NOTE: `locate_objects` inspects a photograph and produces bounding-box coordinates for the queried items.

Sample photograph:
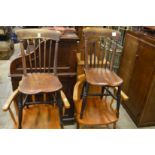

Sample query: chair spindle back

[83,27,120,71]
[16,29,61,75]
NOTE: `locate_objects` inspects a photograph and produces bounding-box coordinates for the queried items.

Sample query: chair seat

[19,73,62,94]
[14,104,61,129]
[85,68,123,86]
[75,97,118,126]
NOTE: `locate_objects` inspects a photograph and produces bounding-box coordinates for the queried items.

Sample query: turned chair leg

[26,105,29,109]
[80,82,89,119]
[101,86,105,99]
[80,81,86,99]
[77,122,80,129]
[116,85,122,118]
[56,91,64,129]
[113,122,116,129]
[18,93,23,129]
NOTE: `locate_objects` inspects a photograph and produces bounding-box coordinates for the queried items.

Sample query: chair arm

[114,87,128,101]
[120,91,128,101]
[2,89,19,111]
[77,74,86,81]
[73,79,85,102]
[60,90,70,109]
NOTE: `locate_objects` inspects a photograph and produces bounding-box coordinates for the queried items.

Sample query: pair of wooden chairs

[2,27,127,129]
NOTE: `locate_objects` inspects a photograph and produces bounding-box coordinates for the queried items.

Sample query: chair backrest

[16,28,61,75]
[83,27,121,70]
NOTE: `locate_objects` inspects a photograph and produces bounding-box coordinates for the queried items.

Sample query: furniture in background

[143,26,155,37]
[10,28,79,125]
[119,30,155,127]
[77,27,123,128]
[108,26,132,45]
[0,26,14,59]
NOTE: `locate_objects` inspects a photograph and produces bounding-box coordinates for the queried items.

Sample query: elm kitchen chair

[79,27,124,127]
[3,29,70,129]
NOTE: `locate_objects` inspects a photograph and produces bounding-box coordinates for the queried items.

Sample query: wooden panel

[119,30,155,127]
[119,33,138,93]
[127,41,155,121]
[140,71,155,126]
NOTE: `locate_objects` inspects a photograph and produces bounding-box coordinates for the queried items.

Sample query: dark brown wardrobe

[119,30,155,127]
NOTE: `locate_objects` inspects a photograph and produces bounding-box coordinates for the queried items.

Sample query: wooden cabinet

[119,30,155,127]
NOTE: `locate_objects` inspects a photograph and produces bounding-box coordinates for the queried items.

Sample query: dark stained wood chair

[80,27,123,122]
[11,28,69,129]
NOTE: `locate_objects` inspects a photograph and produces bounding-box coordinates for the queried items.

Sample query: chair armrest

[77,74,86,81]
[2,89,19,111]
[60,91,70,109]
[114,87,128,101]
[120,91,128,101]
[73,79,85,102]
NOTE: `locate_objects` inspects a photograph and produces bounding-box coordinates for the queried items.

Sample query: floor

[0,43,155,129]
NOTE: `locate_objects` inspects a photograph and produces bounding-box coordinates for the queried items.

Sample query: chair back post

[53,40,59,75]
[20,41,27,76]
[109,40,117,70]
[84,38,89,69]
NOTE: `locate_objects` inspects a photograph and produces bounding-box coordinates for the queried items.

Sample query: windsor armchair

[73,74,128,128]
[80,27,123,121]
[13,29,68,129]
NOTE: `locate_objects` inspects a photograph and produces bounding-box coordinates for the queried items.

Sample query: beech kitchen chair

[80,27,123,121]
[4,28,70,129]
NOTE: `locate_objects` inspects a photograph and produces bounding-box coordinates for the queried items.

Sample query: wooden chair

[9,28,69,129]
[80,27,123,120]
[2,89,70,128]
[73,74,128,129]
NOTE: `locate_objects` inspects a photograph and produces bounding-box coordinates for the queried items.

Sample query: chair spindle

[110,41,117,71]
[53,41,59,75]
[20,42,27,75]
[39,38,41,71]
[27,40,33,72]
[48,40,52,72]
[44,39,47,72]
[33,39,37,72]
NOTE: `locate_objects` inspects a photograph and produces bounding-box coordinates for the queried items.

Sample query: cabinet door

[127,41,155,122]
[119,33,139,94]
[140,71,155,126]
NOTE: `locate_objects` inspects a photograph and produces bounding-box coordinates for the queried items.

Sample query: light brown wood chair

[80,27,123,121]
[6,28,69,129]
[73,74,128,128]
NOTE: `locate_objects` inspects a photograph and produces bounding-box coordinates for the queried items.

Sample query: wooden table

[10,32,79,124]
